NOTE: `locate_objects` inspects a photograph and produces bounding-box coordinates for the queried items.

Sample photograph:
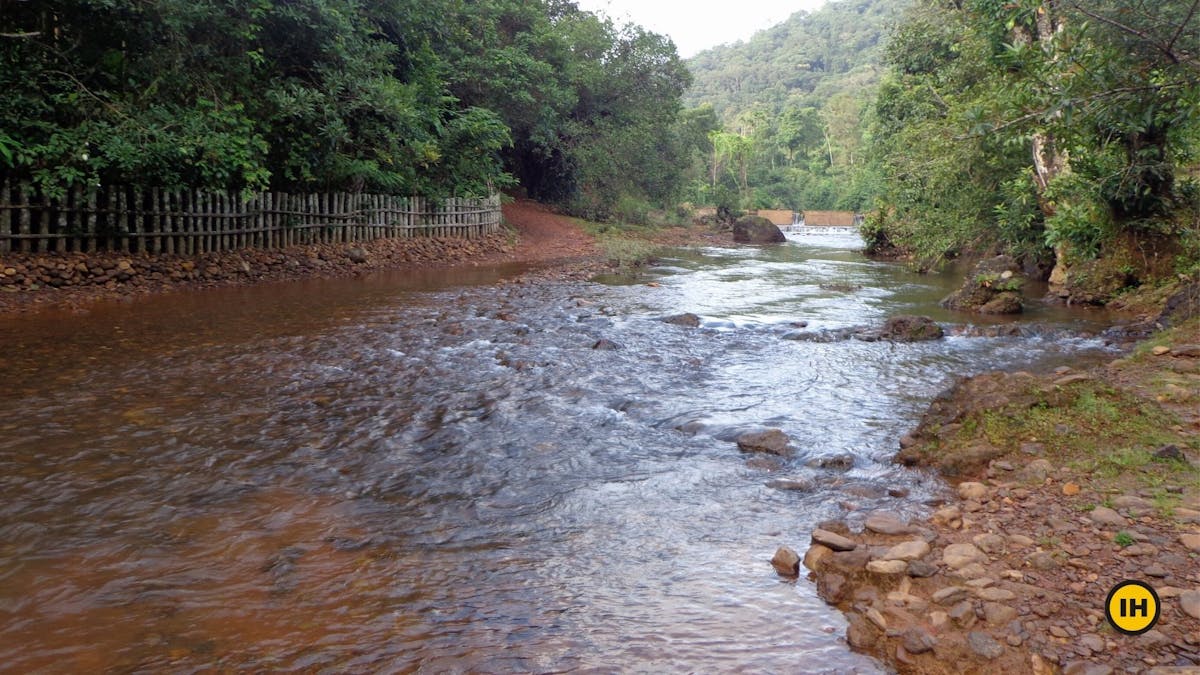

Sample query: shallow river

[0,233,1116,672]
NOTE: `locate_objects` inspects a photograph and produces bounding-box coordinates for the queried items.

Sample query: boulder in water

[732,216,786,244]
[736,429,793,456]
[942,255,1025,314]
[661,313,701,328]
[878,315,944,342]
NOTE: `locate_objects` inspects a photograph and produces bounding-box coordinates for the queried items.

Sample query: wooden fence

[0,182,503,254]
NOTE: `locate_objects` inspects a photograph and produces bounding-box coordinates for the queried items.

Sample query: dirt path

[495,199,597,263]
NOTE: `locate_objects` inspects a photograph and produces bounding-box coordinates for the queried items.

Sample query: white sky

[574,0,831,57]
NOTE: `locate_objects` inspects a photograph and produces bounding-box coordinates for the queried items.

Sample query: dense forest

[865,0,1200,301]
[680,0,908,213]
[0,0,694,221]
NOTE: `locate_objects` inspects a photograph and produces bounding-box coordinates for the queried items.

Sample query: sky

[573,0,831,57]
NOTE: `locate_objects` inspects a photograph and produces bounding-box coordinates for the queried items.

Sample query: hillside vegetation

[865,0,1200,304]
[680,0,909,213]
[0,0,695,222]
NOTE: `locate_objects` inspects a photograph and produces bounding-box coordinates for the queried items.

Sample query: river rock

[907,560,938,578]
[736,429,792,456]
[967,630,1005,659]
[881,540,931,562]
[732,216,786,244]
[661,313,701,327]
[347,246,368,263]
[771,546,801,577]
[864,511,916,535]
[984,602,1017,625]
[933,586,970,605]
[803,544,834,572]
[812,529,857,552]
[957,481,989,500]
[943,543,987,569]
[592,339,622,350]
[1089,506,1128,528]
[901,627,937,655]
[1180,534,1200,552]
[866,559,909,575]
[1181,590,1200,620]
[877,315,944,342]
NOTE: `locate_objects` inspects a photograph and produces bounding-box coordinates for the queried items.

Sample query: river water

[0,233,1115,672]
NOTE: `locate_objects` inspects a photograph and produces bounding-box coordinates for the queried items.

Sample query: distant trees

[681,0,906,212]
[0,0,692,218]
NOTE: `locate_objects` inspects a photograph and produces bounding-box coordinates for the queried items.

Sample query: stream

[0,231,1117,672]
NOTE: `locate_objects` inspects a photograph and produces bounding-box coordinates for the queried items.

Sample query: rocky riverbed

[801,314,1200,674]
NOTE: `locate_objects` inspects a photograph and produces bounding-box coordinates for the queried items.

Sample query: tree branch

[1067,1,1200,70]
[1167,0,1200,56]
[0,31,41,39]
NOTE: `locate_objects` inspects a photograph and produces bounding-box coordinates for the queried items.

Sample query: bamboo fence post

[55,184,69,251]
[280,193,288,248]
[85,187,98,253]
[16,182,31,253]
[147,187,159,254]
[103,187,115,251]
[36,186,51,253]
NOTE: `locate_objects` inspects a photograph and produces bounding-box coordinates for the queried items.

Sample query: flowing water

[0,233,1117,672]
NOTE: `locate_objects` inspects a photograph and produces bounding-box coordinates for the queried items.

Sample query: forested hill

[684,0,909,119]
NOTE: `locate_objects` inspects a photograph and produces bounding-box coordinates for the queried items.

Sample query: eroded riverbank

[804,305,1200,674]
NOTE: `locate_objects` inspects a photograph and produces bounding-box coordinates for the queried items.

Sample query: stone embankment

[0,234,513,314]
[798,318,1200,674]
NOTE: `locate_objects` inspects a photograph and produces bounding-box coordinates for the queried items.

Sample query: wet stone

[770,546,801,577]
[736,429,792,456]
[864,511,915,535]
[811,529,857,552]
[881,539,931,562]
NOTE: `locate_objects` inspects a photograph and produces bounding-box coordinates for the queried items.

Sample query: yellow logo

[1105,580,1160,635]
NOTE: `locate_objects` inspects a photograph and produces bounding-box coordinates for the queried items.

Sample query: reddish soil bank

[0,199,603,316]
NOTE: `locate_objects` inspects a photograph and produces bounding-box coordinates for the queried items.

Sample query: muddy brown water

[0,234,1117,672]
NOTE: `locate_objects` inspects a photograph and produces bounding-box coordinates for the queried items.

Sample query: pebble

[967,630,1005,659]
[976,587,1017,602]
[1062,482,1081,496]
[770,546,801,577]
[811,529,857,552]
[958,482,989,500]
[949,600,976,628]
[865,511,916,535]
[984,602,1018,625]
[1152,345,1171,356]
[1180,534,1200,552]
[1181,590,1200,620]
[943,543,987,569]
[973,533,1007,555]
[1078,633,1105,654]
[901,627,937,655]
[1021,553,1058,576]
[1089,506,1128,528]
[933,586,970,605]
[881,539,931,562]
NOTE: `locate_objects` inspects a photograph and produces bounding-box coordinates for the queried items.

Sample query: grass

[1114,531,1134,547]
[569,215,665,269]
[949,377,1199,494]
